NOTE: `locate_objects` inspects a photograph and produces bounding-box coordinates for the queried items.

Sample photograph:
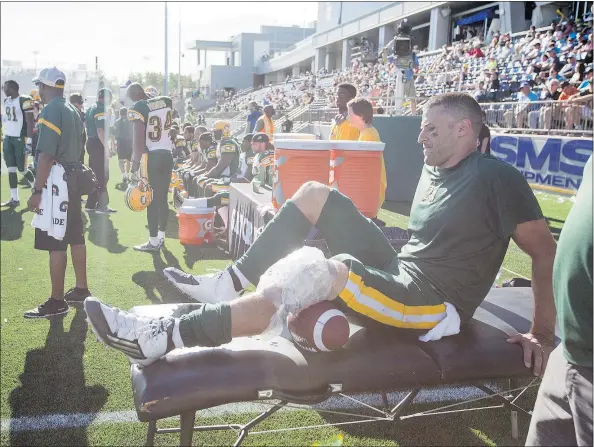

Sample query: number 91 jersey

[128,96,173,152]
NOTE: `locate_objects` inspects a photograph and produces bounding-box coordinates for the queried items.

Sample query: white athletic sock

[231,265,251,289]
[158,231,165,240]
[10,188,18,201]
[149,236,159,246]
[172,318,185,349]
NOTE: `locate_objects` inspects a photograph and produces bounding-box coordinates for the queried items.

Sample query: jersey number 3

[5,106,17,122]
[148,111,172,142]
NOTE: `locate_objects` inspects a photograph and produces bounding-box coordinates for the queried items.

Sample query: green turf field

[0,157,574,446]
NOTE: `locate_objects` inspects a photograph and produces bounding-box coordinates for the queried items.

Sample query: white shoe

[163,267,240,303]
[84,297,175,367]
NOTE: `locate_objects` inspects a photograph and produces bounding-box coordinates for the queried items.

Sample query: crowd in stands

[205,12,593,133]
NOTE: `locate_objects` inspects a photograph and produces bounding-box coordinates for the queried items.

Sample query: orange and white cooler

[177,206,216,245]
[272,140,333,209]
[273,133,316,141]
[330,141,385,218]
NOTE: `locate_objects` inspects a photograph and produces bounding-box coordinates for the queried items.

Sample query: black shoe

[24,298,69,318]
[1,199,20,208]
[64,287,92,303]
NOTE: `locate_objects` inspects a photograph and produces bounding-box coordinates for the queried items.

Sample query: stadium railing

[480,100,593,136]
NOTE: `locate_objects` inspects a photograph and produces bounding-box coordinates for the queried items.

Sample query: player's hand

[506,332,555,377]
[28,193,42,213]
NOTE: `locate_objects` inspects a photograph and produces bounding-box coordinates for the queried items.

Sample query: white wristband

[25,138,32,145]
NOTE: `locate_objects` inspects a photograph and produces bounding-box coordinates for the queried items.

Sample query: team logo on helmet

[125,178,153,211]
[144,86,159,98]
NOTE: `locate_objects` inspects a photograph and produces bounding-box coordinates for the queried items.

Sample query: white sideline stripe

[1,384,505,433]
[501,266,530,280]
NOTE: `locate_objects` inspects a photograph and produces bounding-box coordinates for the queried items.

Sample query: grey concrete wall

[316,2,394,34]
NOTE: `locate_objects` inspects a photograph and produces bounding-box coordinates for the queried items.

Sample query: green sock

[235,200,313,285]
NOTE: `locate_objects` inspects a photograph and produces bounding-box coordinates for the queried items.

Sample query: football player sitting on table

[169,125,188,164]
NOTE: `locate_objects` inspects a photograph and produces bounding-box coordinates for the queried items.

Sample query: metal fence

[480,100,593,136]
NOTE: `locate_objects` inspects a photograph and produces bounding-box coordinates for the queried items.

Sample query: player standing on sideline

[113,107,133,183]
[68,93,87,164]
[2,80,35,207]
[127,83,175,252]
[85,88,116,214]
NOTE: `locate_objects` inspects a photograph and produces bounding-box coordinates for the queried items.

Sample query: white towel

[418,302,461,342]
[32,163,69,241]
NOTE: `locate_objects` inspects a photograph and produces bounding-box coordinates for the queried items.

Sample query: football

[287,301,350,352]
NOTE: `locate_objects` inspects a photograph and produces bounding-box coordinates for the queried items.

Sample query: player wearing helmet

[127,82,175,252]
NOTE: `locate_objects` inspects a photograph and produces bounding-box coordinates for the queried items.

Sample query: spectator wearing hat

[85,88,115,214]
[559,54,578,78]
[250,132,275,188]
[25,67,91,318]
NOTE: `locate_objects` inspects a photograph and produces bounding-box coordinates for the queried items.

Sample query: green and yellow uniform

[3,95,33,171]
[128,96,174,239]
[36,96,83,164]
[85,101,105,140]
[236,151,543,330]
[217,137,240,178]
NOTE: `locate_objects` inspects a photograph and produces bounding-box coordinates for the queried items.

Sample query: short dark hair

[69,93,83,104]
[199,132,213,141]
[195,126,208,134]
[338,83,357,99]
[347,97,374,124]
[185,126,195,135]
[425,93,483,136]
[182,122,192,129]
[4,80,19,91]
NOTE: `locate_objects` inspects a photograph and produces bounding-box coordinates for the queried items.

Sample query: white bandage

[7,167,17,174]
[257,246,337,339]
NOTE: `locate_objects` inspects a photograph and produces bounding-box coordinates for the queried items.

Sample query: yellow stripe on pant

[338,271,446,329]
[139,154,149,182]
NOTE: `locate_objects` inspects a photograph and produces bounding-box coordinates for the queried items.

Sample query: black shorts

[34,173,85,251]
[117,140,133,161]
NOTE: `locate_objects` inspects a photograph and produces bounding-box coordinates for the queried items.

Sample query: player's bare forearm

[34,152,55,190]
[513,219,557,338]
[529,252,557,338]
[207,154,232,178]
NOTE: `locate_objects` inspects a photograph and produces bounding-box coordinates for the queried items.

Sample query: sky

[1,1,317,82]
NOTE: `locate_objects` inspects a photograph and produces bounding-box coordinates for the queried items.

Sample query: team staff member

[253,104,275,141]
[526,156,592,447]
[346,97,387,214]
[25,67,91,318]
[69,93,87,164]
[329,83,359,141]
[88,93,557,375]
[127,83,175,252]
[85,88,116,214]
[2,80,35,207]
[250,132,275,188]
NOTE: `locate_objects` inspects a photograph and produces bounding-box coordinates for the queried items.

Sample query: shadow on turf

[84,212,127,254]
[131,246,187,304]
[144,209,180,240]
[9,308,108,446]
[0,207,28,241]
[319,398,531,446]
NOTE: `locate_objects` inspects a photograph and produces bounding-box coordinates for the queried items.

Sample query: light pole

[32,50,40,73]
[164,1,169,96]
[178,2,182,97]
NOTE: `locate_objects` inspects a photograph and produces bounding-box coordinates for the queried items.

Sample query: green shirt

[553,156,592,367]
[128,96,173,152]
[36,96,83,164]
[395,152,544,320]
[85,101,106,139]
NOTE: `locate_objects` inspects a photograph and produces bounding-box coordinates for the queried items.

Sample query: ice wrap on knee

[257,246,337,339]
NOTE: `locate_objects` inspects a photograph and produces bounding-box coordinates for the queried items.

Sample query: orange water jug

[330,141,385,218]
[272,140,333,209]
[177,206,215,245]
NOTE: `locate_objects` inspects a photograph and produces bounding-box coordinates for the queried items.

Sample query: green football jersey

[218,137,240,177]
[128,96,173,152]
